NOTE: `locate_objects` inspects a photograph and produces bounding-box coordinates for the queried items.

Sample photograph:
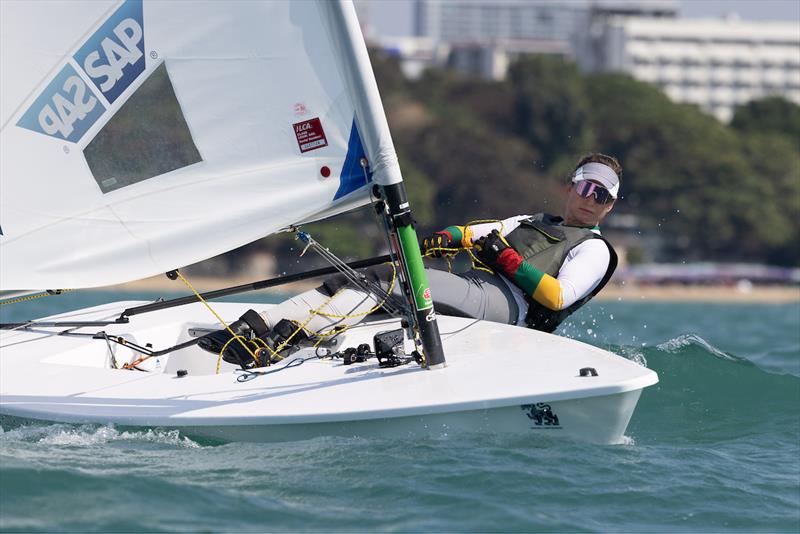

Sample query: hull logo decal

[521,403,561,428]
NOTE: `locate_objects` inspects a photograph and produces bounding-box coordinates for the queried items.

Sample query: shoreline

[596,284,799,303]
[103,275,800,303]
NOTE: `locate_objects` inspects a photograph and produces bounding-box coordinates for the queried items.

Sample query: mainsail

[0,0,386,290]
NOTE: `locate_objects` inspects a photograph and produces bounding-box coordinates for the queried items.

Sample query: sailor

[199,153,620,366]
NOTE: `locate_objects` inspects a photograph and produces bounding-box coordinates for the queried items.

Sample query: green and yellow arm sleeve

[496,250,564,311]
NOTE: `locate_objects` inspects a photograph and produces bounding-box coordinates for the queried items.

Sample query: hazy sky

[359,0,800,37]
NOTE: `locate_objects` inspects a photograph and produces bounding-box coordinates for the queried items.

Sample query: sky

[358,0,800,37]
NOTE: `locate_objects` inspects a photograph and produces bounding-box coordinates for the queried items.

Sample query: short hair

[572,153,622,180]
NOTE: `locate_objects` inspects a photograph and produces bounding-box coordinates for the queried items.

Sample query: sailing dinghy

[0,0,657,444]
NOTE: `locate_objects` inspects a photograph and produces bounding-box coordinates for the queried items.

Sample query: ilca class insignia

[520,403,561,429]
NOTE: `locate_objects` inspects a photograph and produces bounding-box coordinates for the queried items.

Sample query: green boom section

[397,225,433,310]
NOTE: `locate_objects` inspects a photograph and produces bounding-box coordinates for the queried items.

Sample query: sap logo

[16,63,106,143]
[73,0,145,104]
[84,18,142,92]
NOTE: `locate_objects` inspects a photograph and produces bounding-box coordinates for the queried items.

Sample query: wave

[0,422,200,448]
[618,334,800,443]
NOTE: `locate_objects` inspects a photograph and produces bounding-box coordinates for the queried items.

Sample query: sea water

[1,292,798,532]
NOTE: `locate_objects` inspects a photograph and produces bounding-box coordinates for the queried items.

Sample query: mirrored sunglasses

[575,180,614,205]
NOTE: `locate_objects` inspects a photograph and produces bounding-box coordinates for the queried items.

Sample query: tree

[584,72,795,263]
[507,56,594,169]
[731,97,800,140]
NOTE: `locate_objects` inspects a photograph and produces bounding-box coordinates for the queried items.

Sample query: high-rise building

[407,1,799,122]
[414,0,676,43]
[577,15,800,121]
[412,0,677,80]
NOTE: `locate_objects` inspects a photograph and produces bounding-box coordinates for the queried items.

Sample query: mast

[320,0,445,368]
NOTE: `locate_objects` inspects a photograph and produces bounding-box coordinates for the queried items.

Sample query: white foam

[656,333,739,361]
[616,346,648,367]
[0,423,199,448]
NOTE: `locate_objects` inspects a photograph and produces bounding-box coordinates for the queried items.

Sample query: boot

[254,318,310,365]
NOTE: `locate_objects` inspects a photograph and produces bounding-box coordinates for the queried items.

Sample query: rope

[268,261,397,357]
[422,219,508,274]
[314,262,397,319]
[0,289,72,306]
[172,271,263,368]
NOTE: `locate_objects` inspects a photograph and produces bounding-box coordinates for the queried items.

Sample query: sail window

[83,63,201,194]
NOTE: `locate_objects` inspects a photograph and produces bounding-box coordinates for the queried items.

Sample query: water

[1,292,798,532]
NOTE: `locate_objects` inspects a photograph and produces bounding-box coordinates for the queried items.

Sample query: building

[414,0,676,45]
[411,0,676,78]
[403,1,800,121]
[577,15,800,121]
[374,36,449,79]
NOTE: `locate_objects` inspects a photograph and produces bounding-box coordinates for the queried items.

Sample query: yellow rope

[278,261,398,356]
[315,262,397,319]
[215,335,268,374]
[422,219,508,274]
[173,271,262,369]
[183,259,398,374]
[0,289,72,306]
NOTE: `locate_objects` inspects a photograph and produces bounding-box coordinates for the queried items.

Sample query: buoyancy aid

[504,213,618,333]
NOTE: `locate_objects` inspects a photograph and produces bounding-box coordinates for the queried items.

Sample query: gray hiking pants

[259,268,519,335]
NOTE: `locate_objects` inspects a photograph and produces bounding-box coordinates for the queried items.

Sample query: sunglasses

[575,181,614,205]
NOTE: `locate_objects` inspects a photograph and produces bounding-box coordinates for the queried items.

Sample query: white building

[408,0,678,79]
[374,2,800,121]
[373,36,450,79]
[577,15,800,121]
[414,0,676,44]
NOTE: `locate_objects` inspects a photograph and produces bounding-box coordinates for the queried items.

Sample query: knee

[319,264,395,296]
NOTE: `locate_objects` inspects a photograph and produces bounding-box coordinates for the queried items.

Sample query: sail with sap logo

[0,0,399,290]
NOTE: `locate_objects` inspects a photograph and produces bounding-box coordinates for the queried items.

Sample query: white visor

[572,162,619,198]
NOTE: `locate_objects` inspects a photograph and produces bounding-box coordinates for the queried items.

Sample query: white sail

[0,0,383,290]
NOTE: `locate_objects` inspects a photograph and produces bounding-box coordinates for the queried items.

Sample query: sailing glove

[421,231,456,257]
[475,230,523,275]
[197,309,269,367]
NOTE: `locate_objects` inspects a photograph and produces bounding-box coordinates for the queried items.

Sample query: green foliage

[508,56,594,168]
[398,155,436,227]
[581,73,800,264]
[253,53,800,271]
[368,47,407,96]
[731,97,800,140]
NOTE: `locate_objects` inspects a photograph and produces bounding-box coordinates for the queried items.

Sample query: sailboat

[0,0,657,444]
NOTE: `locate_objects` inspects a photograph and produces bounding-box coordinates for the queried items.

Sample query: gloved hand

[197,309,269,367]
[420,231,456,257]
[474,229,521,275]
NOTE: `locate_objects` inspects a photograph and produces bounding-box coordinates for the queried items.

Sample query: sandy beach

[105,274,800,303]
[596,283,800,303]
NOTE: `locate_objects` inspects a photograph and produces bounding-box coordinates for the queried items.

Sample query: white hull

[0,301,657,444]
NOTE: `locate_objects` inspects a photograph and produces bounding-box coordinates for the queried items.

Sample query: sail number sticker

[16,0,145,143]
[293,118,328,153]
